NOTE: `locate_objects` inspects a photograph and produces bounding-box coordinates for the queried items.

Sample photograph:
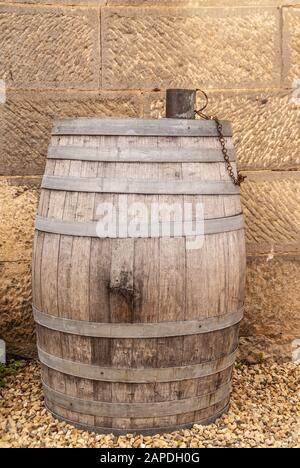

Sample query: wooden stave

[41,175,240,195]
[48,144,236,163]
[35,213,244,238]
[52,118,232,137]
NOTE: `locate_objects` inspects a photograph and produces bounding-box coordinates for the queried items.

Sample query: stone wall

[0,1,299,361]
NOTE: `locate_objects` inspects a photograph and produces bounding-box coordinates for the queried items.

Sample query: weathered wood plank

[42,175,240,195]
[52,118,232,137]
[35,214,244,238]
[71,157,96,427]
[48,145,235,162]
[153,162,185,428]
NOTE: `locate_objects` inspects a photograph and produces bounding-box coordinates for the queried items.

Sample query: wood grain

[53,118,232,137]
[48,145,235,162]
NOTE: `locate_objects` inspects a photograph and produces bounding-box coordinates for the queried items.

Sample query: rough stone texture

[143,90,300,171]
[0,91,142,176]
[109,1,299,5]
[242,172,300,255]
[0,5,100,89]
[239,335,298,364]
[0,179,39,262]
[8,1,105,4]
[283,8,300,85]
[0,261,36,358]
[240,256,300,363]
[102,7,281,89]
[8,0,300,4]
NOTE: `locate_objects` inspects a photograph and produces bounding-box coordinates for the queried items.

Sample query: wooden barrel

[32,118,246,434]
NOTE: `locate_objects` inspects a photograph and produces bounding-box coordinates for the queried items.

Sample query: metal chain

[195,91,246,186]
[214,116,246,186]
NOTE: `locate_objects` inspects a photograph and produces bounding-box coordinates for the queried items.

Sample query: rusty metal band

[33,306,243,338]
[48,145,235,163]
[35,214,244,238]
[45,401,230,436]
[52,118,233,137]
[41,176,240,195]
[43,380,231,418]
[38,346,237,384]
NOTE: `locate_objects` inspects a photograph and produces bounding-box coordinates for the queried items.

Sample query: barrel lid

[52,118,232,137]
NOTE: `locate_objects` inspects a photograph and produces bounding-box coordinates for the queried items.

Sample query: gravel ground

[0,361,299,448]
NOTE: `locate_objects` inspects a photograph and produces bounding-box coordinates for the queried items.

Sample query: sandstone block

[238,335,298,364]
[0,5,100,89]
[102,7,281,89]
[9,1,105,4]
[0,261,36,358]
[143,90,300,171]
[283,7,300,86]
[0,178,39,262]
[108,1,299,5]
[242,172,300,255]
[0,91,142,176]
[240,256,300,363]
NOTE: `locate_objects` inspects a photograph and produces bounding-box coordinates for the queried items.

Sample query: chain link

[195,91,246,186]
[214,116,246,186]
